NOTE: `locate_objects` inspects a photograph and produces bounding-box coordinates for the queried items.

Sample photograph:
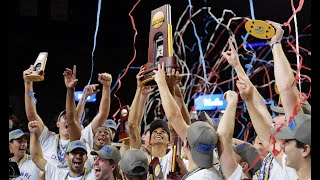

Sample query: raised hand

[98,72,112,87]
[166,68,181,88]
[223,90,238,105]
[63,65,78,88]
[222,38,240,68]
[236,75,254,102]
[28,121,41,136]
[83,84,100,98]
[136,66,145,87]
[152,62,167,85]
[141,86,154,97]
[266,20,284,45]
[23,65,35,82]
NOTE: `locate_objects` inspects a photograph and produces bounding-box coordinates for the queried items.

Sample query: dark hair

[125,173,148,180]
[106,159,121,180]
[295,139,311,156]
[238,157,255,177]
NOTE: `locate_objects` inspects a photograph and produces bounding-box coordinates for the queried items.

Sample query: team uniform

[9,154,41,180]
[39,126,69,171]
[258,153,297,180]
[45,162,93,180]
[80,123,97,170]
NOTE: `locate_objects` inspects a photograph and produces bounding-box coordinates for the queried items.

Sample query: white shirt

[10,155,41,180]
[45,162,93,180]
[80,123,95,170]
[39,126,69,171]
[258,152,297,180]
[186,168,222,180]
[227,164,248,180]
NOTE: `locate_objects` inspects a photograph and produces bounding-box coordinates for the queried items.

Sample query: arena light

[74,91,96,102]
[194,94,227,111]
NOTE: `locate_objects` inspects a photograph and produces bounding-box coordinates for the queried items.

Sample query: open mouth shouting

[97,136,106,144]
[72,159,83,168]
[94,166,102,177]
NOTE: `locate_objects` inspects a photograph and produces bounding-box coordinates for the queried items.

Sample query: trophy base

[26,74,44,82]
[140,75,157,87]
[119,134,129,142]
[245,20,275,39]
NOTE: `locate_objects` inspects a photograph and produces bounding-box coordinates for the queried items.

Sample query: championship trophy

[167,137,182,180]
[26,52,48,82]
[149,157,164,180]
[140,4,180,86]
[119,105,130,142]
[245,20,275,39]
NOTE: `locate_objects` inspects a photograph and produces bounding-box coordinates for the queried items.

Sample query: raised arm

[76,84,100,125]
[216,90,239,178]
[174,84,191,126]
[128,66,146,149]
[28,121,47,171]
[64,65,81,141]
[267,20,303,119]
[236,74,285,165]
[90,73,112,132]
[153,62,189,140]
[222,38,273,124]
[23,65,45,133]
[165,68,185,144]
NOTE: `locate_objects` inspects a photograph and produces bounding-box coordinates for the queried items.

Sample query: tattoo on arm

[130,127,137,142]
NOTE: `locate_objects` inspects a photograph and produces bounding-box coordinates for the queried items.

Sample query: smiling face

[93,128,111,150]
[149,127,169,146]
[93,156,116,180]
[9,136,28,159]
[66,149,88,174]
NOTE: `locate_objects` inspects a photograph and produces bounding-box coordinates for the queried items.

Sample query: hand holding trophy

[140,4,180,87]
[25,52,48,82]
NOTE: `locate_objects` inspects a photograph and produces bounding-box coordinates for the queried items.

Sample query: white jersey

[10,155,41,180]
[258,152,297,180]
[227,164,249,180]
[80,123,95,170]
[45,162,93,180]
[39,126,69,171]
[186,168,222,180]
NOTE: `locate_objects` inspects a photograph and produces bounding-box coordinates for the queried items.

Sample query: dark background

[8,0,312,139]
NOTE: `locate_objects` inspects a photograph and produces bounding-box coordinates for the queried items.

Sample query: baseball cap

[270,101,311,115]
[90,145,121,163]
[143,124,151,134]
[104,119,117,132]
[233,142,263,174]
[198,111,217,129]
[119,149,148,176]
[187,121,218,168]
[9,129,26,142]
[270,114,311,145]
[94,125,113,138]
[149,119,170,139]
[57,109,66,121]
[67,140,87,154]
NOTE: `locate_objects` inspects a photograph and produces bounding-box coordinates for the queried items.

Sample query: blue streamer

[29,91,37,105]
[187,0,209,84]
[248,0,255,20]
[80,0,102,125]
